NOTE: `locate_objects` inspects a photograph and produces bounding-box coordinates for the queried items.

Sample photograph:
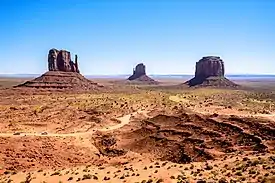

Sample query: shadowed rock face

[195,56,224,78]
[186,56,237,87]
[48,49,79,73]
[128,63,146,80]
[127,63,158,84]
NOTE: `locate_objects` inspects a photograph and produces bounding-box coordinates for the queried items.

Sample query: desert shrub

[82,174,93,180]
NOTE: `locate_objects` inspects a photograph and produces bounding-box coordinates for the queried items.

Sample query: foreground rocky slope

[0,87,274,182]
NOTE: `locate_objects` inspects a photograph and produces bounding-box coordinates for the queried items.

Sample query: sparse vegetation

[82,174,93,180]
[0,78,274,182]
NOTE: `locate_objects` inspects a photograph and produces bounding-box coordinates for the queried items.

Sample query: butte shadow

[15,48,103,90]
[185,56,238,88]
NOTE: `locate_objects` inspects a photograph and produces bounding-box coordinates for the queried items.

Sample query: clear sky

[0,0,274,75]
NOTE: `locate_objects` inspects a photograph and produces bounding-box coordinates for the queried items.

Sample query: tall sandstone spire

[75,55,79,73]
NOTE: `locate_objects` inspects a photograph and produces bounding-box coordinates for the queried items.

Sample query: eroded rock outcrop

[186,56,237,87]
[15,49,102,90]
[127,63,158,84]
[128,63,146,80]
[48,49,79,73]
[195,56,224,78]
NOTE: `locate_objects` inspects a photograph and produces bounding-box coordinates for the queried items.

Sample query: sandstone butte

[15,49,102,90]
[185,56,237,87]
[127,63,158,84]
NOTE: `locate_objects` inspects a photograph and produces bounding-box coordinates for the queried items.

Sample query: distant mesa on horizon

[127,63,159,84]
[185,56,238,88]
[15,48,102,90]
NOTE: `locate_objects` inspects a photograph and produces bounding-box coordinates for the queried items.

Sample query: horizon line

[1,73,275,77]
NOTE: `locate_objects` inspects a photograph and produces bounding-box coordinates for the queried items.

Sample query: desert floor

[0,77,274,183]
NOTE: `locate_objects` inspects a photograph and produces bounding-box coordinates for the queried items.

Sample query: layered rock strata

[186,56,237,87]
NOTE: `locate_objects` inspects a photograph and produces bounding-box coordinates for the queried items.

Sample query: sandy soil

[0,83,274,183]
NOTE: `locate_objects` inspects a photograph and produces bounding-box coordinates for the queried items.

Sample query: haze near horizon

[0,0,274,75]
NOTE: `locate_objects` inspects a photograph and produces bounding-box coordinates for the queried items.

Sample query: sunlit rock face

[195,56,224,79]
[186,56,237,87]
[48,49,79,73]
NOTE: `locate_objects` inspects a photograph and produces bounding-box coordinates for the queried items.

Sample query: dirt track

[0,109,148,137]
[0,89,275,182]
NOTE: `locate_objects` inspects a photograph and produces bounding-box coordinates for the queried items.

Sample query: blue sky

[0,0,274,75]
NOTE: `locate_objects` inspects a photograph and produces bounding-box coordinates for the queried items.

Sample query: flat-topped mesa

[195,56,225,78]
[128,63,146,80]
[48,49,80,73]
[186,56,237,87]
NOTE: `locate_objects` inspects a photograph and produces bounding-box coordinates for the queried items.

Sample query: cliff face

[186,56,237,87]
[195,56,224,79]
[48,49,79,73]
[128,63,146,80]
[127,63,158,84]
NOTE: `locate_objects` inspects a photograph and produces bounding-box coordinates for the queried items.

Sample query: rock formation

[127,63,158,84]
[195,56,224,78]
[48,49,79,73]
[128,63,146,80]
[15,49,102,90]
[185,56,237,87]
